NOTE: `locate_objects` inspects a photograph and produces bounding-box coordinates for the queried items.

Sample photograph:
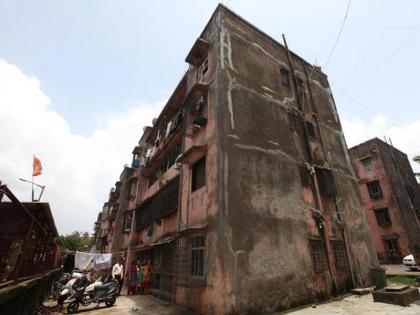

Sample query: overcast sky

[1,0,419,234]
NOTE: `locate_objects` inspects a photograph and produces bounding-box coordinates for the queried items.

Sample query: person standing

[143,259,153,294]
[137,261,145,294]
[127,260,138,295]
[112,259,124,295]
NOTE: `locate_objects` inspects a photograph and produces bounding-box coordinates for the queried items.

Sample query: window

[128,181,137,198]
[331,240,349,271]
[361,157,373,171]
[287,113,299,132]
[191,236,205,278]
[280,68,290,87]
[191,156,206,192]
[299,166,311,187]
[309,239,328,272]
[197,57,208,82]
[367,181,383,199]
[316,168,336,197]
[374,208,391,226]
[384,239,400,258]
[305,121,316,138]
[123,212,133,232]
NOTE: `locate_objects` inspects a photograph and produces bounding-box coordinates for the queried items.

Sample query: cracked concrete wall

[214,6,379,314]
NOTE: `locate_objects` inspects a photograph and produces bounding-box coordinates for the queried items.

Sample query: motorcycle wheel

[105,296,116,307]
[67,302,79,314]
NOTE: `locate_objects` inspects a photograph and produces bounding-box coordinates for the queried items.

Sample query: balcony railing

[136,176,180,231]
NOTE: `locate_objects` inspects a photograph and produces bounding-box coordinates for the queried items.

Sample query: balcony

[136,176,180,231]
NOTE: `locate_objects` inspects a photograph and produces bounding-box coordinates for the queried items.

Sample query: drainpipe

[282,35,338,293]
[301,61,356,289]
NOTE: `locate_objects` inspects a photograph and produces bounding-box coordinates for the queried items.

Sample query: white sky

[0,0,419,234]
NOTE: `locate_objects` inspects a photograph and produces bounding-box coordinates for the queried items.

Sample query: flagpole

[31,175,34,202]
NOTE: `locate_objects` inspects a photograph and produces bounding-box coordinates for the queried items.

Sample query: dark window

[309,239,328,272]
[191,236,205,278]
[280,68,290,87]
[361,157,373,171]
[384,239,400,258]
[305,121,316,138]
[192,156,206,192]
[331,240,349,271]
[287,113,299,132]
[123,212,133,232]
[128,181,137,199]
[299,166,311,187]
[367,181,383,199]
[374,208,391,226]
[316,168,336,197]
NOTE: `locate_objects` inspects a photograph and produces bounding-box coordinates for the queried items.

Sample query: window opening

[316,168,336,197]
[191,236,205,278]
[384,239,400,258]
[192,156,206,192]
[309,239,328,272]
[305,121,316,138]
[197,57,208,82]
[123,212,133,232]
[280,68,290,87]
[361,157,373,171]
[331,240,349,271]
[374,208,391,226]
[367,181,383,199]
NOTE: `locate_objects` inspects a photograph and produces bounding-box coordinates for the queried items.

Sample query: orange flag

[32,155,42,177]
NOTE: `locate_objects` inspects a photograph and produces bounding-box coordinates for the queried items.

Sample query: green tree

[56,231,92,252]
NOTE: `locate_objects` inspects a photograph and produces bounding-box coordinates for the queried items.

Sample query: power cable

[331,83,420,147]
[342,26,419,90]
[343,27,420,91]
[324,0,352,68]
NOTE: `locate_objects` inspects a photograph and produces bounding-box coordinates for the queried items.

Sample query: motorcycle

[58,273,89,305]
[67,280,118,313]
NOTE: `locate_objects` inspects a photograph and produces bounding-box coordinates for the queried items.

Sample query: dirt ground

[280,293,420,315]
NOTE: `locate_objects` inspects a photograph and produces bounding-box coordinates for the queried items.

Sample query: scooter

[67,281,118,313]
[58,273,89,305]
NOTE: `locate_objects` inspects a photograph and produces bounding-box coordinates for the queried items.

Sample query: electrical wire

[324,0,352,68]
[331,83,420,147]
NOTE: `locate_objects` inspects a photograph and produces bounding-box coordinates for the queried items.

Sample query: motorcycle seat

[94,282,114,291]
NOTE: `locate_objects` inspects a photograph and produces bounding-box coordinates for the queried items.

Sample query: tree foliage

[56,231,92,252]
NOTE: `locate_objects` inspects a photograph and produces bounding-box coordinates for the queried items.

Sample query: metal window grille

[374,208,391,226]
[367,181,383,199]
[191,236,205,278]
[331,240,349,271]
[309,239,328,272]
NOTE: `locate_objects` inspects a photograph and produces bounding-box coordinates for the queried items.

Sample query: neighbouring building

[92,161,141,262]
[349,138,420,264]
[96,4,381,314]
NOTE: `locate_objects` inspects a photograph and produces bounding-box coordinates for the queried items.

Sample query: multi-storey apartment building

[349,138,420,264]
[117,4,380,314]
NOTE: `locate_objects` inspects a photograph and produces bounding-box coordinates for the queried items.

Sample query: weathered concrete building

[119,4,381,314]
[349,138,420,264]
